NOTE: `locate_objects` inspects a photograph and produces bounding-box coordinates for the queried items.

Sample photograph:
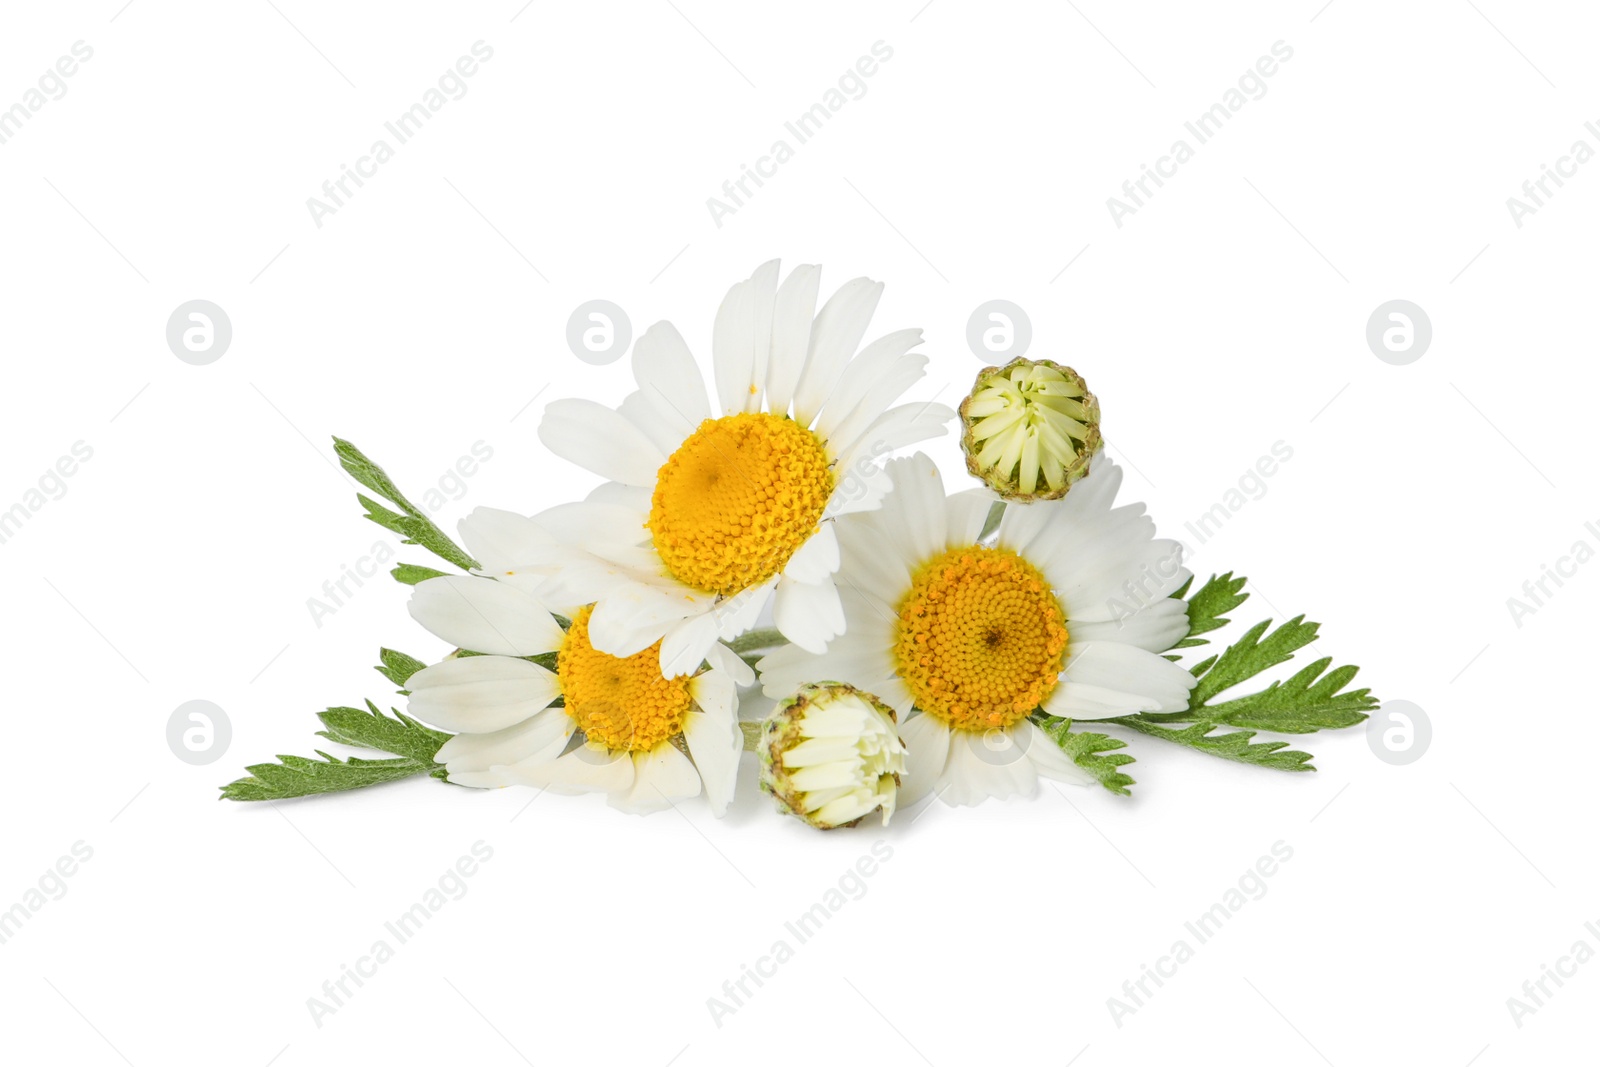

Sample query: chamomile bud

[959,358,1101,501]
[759,683,906,830]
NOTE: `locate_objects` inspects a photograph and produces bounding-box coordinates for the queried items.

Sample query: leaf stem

[739,721,763,752]
[726,628,787,654]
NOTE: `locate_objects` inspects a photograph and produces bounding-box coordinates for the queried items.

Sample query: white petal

[1067,598,1191,653]
[1057,536,1190,624]
[632,320,711,429]
[457,507,558,575]
[711,276,753,417]
[622,743,702,813]
[996,495,1054,557]
[747,260,779,413]
[587,584,709,658]
[408,576,565,656]
[756,636,897,699]
[437,706,576,786]
[585,481,653,512]
[682,706,741,817]
[1062,642,1197,707]
[870,673,916,718]
[765,264,821,415]
[946,488,996,548]
[813,329,925,447]
[533,499,650,558]
[781,522,840,585]
[532,553,674,616]
[713,261,779,416]
[406,655,562,733]
[994,460,1190,624]
[703,640,756,688]
[538,398,665,486]
[792,277,883,428]
[834,590,899,647]
[824,352,935,466]
[689,667,739,720]
[835,516,913,604]
[511,744,635,796]
[940,729,1039,806]
[876,454,947,568]
[1041,682,1163,718]
[998,450,1121,537]
[1021,720,1096,787]
[619,389,690,460]
[659,611,722,678]
[712,576,777,639]
[824,460,893,519]
[772,575,845,653]
[1028,513,1179,612]
[833,402,956,473]
[1069,451,1123,511]
[1043,641,1197,715]
[897,712,951,805]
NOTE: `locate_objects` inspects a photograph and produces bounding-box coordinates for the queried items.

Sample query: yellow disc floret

[894,546,1067,731]
[557,606,695,752]
[649,412,834,596]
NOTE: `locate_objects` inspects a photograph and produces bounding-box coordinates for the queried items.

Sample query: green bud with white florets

[759,683,906,830]
[959,358,1101,502]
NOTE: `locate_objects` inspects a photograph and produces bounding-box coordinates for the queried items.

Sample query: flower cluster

[223,262,1378,828]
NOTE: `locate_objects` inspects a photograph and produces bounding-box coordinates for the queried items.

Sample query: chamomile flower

[402,536,743,814]
[534,260,955,677]
[757,452,1196,807]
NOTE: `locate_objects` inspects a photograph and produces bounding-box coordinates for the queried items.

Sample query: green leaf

[219,752,441,801]
[1199,656,1374,733]
[1176,615,1377,732]
[333,438,479,572]
[1065,570,1375,778]
[219,699,454,802]
[1172,572,1249,650]
[1040,717,1136,795]
[353,490,478,573]
[392,563,448,586]
[1142,610,1377,734]
[375,648,428,689]
[1191,616,1316,706]
[335,438,426,515]
[316,699,451,763]
[1106,717,1317,772]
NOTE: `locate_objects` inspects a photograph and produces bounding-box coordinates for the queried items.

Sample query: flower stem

[726,628,787,654]
[739,721,763,752]
[978,500,1006,541]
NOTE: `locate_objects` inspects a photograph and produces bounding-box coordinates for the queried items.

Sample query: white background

[1,1,1594,1064]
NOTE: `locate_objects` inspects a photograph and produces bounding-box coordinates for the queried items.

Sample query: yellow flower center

[894,546,1067,731]
[649,412,834,596]
[557,606,694,752]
